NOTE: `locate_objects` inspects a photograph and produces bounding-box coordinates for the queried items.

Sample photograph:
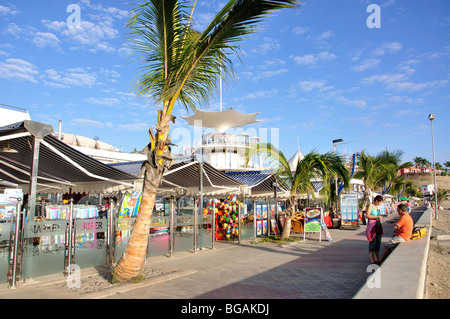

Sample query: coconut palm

[113,0,300,282]
[354,150,407,215]
[437,189,449,205]
[444,161,450,173]
[246,143,349,240]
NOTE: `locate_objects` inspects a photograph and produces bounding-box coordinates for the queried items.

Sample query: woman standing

[365,195,384,264]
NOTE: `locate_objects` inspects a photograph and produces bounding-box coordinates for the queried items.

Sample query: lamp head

[332,138,343,144]
[428,113,436,121]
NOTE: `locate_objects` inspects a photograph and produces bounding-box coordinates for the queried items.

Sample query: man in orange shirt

[379,203,414,263]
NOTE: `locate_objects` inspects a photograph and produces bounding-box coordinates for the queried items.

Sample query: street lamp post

[428,114,438,220]
[333,138,343,218]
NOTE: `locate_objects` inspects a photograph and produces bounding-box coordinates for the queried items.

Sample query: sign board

[4,189,23,203]
[304,207,323,242]
[24,220,68,238]
[340,194,359,221]
[75,219,107,234]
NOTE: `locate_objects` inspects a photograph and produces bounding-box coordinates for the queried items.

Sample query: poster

[262,205,267,218]
[340,194,358,221]
[256,205,262,219]
[304,208,322,232]
[271,219,280,235]
[256,220,262,236]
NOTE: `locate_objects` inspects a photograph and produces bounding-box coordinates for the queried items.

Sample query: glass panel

[73,217,107,269]
[240,199,255,240]
[148,215,169,257]
[174,198,194,253]
[255,200,268,236]
[0,217,12,283]
[198,214,212,249]
[21,219,67,279]
[114,217,135,263]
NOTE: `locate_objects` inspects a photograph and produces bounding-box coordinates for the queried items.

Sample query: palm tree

[354,150,407,215]
[246,143,349,240]
[112,0,300,283]
[437,189,449,205]
[444,161,450,173]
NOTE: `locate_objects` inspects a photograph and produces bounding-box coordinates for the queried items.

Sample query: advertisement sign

[4,189,23,203]
[340,194,359,221]
[304,208,322,232]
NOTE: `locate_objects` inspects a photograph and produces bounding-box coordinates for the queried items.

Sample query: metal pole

[10,199,22,288]
[28,137,42,219]
[67,198,74,275]
[169,197,175,258]
[193,197,197,252]
[253,200,257,240]
[238,200,241,244]
[430,117,438,219]
[108,200,116,268]
[211,201,215,250]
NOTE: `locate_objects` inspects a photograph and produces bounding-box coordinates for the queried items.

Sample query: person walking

[365,195,384,264]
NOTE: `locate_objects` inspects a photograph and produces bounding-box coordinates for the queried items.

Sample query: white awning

[180,108,260,133]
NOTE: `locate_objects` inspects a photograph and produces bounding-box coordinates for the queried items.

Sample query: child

[379,203,413,263]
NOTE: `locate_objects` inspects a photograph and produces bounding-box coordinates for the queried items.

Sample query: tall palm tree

[354,150,407,215]
[246,143,349,240]
[113,0,300,283]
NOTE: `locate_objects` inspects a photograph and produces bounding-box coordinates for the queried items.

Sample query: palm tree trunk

[280,197,295,240]
[113,112,174,283]
[280,216,292,240]
[112,176,159,282]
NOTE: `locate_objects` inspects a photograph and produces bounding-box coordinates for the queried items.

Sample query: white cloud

[351,58,381,72]
[43,67,97,88]
[239,89,278,100]
[291,51,337,65]
[336,96,367,108]
[371,42,402,56]
[0,4,19,16]
[32,32,61,49]
[0,58,38,82]
[292,26,309,35]
[71,118,105,127]
[296,80,326,91]
[362,73,448,92]
[251,37,281,55]
[84,97,120,105]
[317,30,334,41]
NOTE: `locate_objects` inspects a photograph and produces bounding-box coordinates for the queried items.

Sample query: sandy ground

[426,199,450,299]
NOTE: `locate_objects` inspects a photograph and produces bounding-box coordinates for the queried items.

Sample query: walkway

[0,206,426,300]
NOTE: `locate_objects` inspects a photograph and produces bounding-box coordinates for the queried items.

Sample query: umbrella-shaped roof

[180,108,260,132]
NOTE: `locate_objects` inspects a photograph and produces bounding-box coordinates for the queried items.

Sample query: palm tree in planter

[246,143,349,240]
[113,0,300,283]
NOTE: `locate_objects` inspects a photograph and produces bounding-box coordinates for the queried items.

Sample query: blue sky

[1,0,449,166]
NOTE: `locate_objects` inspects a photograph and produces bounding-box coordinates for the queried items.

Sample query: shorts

[385,236,406,250]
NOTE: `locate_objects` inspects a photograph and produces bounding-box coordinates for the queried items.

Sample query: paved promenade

[0,206,426,301]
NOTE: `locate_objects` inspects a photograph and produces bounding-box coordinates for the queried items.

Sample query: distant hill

[405,174,450,191]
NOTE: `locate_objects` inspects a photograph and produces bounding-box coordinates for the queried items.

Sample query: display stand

[303,207,323,242]
[340,194,359,230]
